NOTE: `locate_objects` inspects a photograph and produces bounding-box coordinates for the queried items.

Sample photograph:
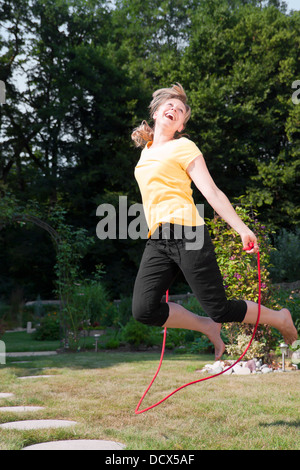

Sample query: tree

[0,0,148,298]
[0,0,33,190]
[180,1,300,228]
[0,0,299,302]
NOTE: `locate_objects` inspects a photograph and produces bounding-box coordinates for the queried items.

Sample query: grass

[2,330,99,353]
[2,331,60,353]
[0,349,299,450]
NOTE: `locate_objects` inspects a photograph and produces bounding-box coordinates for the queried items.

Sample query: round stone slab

[0,406,44,412]
[23,440,125,450]
[17,375,56,380]
[0,420,77,430]
[0,393,14,399]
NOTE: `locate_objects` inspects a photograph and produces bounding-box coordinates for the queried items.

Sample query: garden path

[0,373,126,450]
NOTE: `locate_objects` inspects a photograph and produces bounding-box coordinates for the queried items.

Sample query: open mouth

[165,113,174,121]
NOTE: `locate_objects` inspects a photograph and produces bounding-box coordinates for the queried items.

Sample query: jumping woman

[131,83,297,360]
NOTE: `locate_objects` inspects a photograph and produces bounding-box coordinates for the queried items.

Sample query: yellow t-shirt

[134,137,205,236]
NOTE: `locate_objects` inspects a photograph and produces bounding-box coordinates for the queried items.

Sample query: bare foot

[279,308,298,345]
[206,320,226,360]
[164,302,226,360]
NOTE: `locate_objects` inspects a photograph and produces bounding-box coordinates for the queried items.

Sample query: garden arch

[0,212,66,342]
[0,194,94,349]
[3,214,62,246]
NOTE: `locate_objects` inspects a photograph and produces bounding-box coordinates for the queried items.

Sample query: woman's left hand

[241,231,259,253]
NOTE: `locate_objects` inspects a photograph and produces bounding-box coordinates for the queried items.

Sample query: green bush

[104,338,120,349]
[66,280,122,334]
[121,318,161,348]
[114,296,133,326]
[272,288,300,335]
[226,333,264,360]
[206,205,278,356]
[71,282,110,327]
[269,228,300,282]
[206,206,274,307]
[189,335,215,355]
[34,312,60,341]
[182,296,206,316]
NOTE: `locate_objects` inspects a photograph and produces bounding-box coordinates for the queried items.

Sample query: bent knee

[132,299,169,327]
[208,299,247,323]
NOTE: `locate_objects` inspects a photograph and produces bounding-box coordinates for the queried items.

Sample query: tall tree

[0,0,299,301]
[178,0,300,228]
[0,0,33,191]
[0,0,148,298]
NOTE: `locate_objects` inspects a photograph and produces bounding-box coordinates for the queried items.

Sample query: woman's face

[153,98,187,134]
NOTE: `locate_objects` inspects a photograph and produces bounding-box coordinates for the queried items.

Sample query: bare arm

[187,155,258,252]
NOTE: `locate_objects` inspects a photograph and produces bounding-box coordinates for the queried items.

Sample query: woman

[131,83,297,360]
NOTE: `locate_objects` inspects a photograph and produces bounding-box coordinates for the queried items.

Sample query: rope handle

[135,245,261,414]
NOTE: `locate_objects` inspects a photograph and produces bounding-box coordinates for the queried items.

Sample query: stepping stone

[0,420,77,430]
[18,375,56,380]
[0,406,44,412]
[22,440,126,450]
[0,393,14,399]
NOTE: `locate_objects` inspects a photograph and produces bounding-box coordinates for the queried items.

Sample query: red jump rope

[135,243,261,414]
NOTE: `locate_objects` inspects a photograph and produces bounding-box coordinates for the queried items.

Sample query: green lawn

[2,331,60,353]
[2,330,99,353]
[0,348,299,450]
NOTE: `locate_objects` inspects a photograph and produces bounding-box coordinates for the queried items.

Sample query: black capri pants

[132,223,247,326]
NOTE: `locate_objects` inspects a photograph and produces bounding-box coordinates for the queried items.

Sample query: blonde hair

[131,83,191,148]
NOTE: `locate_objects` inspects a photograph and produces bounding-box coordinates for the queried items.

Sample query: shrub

[182,296,206,316]
[269,228,300,282]
[121,318,160,348]
[206,206,274,307]
[34,312,60,341]
[71,282,110,327]
[105,338,120,349]
[272,288,300,336]
[226,333,264,360]
[189,335,219,355]
[206,205,277,356]
[114,296,133,327]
